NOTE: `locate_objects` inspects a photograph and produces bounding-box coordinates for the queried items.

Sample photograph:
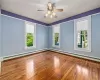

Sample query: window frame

[74,15,91,52]
[52,24,60,48]
[25,21,36,49]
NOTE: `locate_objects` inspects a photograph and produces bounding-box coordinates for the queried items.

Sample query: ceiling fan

[37,2,63,18]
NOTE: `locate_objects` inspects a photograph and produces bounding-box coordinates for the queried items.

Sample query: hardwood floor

[0,51,100,80]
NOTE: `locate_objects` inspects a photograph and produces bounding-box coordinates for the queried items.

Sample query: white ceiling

[1,0,100,24]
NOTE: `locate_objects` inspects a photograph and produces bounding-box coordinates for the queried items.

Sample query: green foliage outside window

[27,33,34,47]
[54,33,59,45]
[77,30,88,48]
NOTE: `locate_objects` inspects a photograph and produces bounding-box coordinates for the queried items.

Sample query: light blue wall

[1,15,49,57]
[0,10,1,57]
[49,13,100,59]
[1,13,100,59]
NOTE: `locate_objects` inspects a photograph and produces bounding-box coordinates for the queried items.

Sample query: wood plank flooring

[0,51,100,80]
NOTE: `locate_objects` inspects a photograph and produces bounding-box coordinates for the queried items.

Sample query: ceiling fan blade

[37,10,44,11]
[55,9,63,12]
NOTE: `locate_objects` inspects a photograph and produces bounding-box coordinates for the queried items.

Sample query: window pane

[77,31,82,48]
[74,16,91,51]
[77,30,88,48]
[76,19,88,49]
[54,33,59,45]
[25,22,35,48]
[26,23,34,33]
[77,20,88,31]
[54,25,60,33]
[53,24,60,47]
[27,33,34,47]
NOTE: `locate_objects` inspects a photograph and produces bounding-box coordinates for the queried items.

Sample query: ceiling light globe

[48,11,51,14]
[45,13,48,17]
[50,15,53,18]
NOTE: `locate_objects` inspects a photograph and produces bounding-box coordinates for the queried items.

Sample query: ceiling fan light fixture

[50,15,53,18]
[38,2,63,19]
[45,13,48,17]
[48,2,52,7]
[52,12,56,16]
[47,10,51,14]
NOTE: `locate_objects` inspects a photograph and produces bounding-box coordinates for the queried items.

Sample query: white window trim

[25,21,36,49]
[74,15,91,52]
[52,24,60,48]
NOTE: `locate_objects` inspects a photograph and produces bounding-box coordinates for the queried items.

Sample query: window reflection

[54,56,60,73]
[26,60,34,79]
[76,65,88,76]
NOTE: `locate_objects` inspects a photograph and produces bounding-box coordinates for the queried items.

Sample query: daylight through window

[52,24,60,47]
[74,16,91,52]
[25,22,36,48]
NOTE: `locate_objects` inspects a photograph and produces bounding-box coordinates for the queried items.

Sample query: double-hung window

[25,21,36,49]
[74,16,91,52]
[52,24,60,47]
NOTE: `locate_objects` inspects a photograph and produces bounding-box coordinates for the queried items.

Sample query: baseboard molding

[2,48,100,62]
[0,57,3,72]
[49,48,100,62]
[0,57,2,73]
[3,48,48,61]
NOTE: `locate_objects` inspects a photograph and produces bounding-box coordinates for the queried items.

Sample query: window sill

[25,46,36,49]
[52,45,60,48]
[74,48,91,52]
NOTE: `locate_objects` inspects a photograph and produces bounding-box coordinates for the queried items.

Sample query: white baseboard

[0,57,3,62]
[49,48,100,62]
[3,48,48,61]
[0,57,3,72]
[2,48,100,62]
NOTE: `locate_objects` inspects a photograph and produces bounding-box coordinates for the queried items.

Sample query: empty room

[0,0,100,80]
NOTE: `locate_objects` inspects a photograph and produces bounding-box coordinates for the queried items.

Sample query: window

[74,16,91,52]
[52,24,60,47]
[25,22,36,48]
